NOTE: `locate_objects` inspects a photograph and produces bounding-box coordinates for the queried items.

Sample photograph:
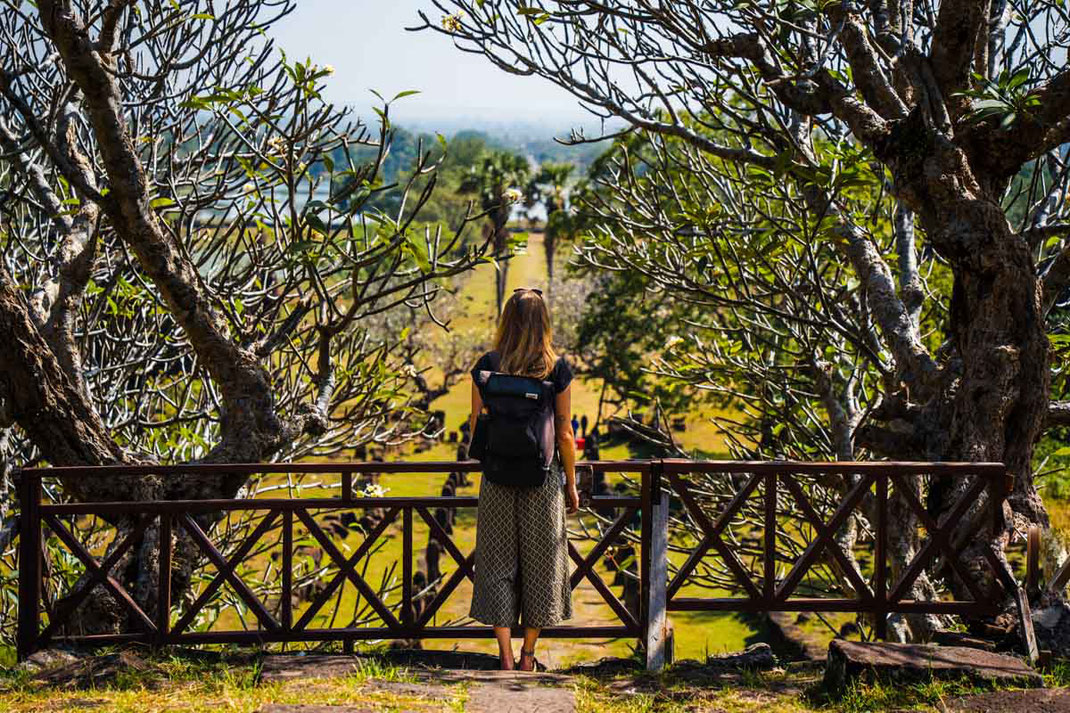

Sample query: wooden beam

[645,462,669,671]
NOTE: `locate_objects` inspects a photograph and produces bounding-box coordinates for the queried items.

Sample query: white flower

[441,12,464,32]
[665,335,684,350]
[323,64,335,76]
[242,182,255,194]
[267,135,287,154]
[403,364,419,378]
[503,187,523,204]
[361,483,388,497]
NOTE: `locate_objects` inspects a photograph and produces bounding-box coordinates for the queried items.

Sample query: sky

[270,0,596,133]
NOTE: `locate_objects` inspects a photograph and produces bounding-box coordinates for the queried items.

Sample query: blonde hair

[494,289,557,379]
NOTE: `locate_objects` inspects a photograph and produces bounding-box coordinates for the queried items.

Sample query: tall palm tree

[459,151,530,314]
[526,162,574,286]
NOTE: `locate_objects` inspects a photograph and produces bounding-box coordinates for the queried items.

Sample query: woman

[467,287,580,671]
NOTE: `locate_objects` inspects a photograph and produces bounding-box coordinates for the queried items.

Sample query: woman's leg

[515,465,573,672]
[519,626,540,671]
[469,477,522,668]
[494,626,514,670]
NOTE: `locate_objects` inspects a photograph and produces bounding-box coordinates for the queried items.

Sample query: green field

[40,232,1070,668]
[215,231,1070,664]
[192,232,764,665]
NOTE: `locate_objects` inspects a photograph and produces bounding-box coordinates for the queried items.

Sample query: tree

[420,0,1070,642]
[458,150,529,313]
[0,0,490,633]
[525,162,574,285]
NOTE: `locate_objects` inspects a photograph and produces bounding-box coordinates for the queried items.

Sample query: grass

[0,650,451,713]
[10,231,1070,697]
[189,232,756,664]
[829,676,988,713]
[1,645,1065,712]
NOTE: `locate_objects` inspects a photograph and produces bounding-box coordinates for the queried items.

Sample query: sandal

[518,647,537,672]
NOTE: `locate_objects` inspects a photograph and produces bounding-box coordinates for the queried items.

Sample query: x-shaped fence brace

[664,470,1009,611]
[20,461,1016,663]
[38,514,156,646]
[568,505,641,632]
[30,500,643,645]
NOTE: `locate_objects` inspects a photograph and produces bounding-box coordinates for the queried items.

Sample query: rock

[824,641,1043,696]
[706,643,776,670]
[1033,602,1070,652]
[33,651,149,688]
[947,688,1070,712]
[18,648,82,673]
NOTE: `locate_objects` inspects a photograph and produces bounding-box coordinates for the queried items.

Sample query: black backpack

[469,358,557,488]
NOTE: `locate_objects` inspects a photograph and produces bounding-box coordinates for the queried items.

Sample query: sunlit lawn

[182,232,1070,664]
[184,233,759,665]
[22,232,1069,672]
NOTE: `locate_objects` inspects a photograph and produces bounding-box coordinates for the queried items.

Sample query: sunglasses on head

[513,287,543,296]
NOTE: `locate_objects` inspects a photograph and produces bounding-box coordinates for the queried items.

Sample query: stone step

[824,640,1043,696]
[465,677,576,713]
[259,707,381,713]
[948,688,1070,712]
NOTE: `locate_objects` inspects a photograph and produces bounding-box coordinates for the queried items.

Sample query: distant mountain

[399,114,624,143]
[349,105,624,169]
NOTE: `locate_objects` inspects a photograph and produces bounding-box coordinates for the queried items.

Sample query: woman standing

[467,287,580,671]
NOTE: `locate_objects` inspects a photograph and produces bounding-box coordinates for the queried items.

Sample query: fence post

[156,513,172,646]
[16,469,41,662]
[874,474,888,640]
[644,460,669,671]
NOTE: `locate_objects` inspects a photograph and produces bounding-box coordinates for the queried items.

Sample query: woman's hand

[566,483,580,514]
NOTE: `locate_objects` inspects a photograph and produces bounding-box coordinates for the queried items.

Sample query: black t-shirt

[472,350,573,394]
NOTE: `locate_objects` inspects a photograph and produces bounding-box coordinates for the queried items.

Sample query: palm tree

[526,162,574,286]
[459,151,530,314]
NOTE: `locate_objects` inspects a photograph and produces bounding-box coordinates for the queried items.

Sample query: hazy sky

[270,0,593,128]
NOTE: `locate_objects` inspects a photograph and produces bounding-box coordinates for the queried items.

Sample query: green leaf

[393,89,421,100]
[150,197,176,209]
[305,213,328,235]
[1007,68,1030,90]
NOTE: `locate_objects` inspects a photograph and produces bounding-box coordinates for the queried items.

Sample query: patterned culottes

[468,466,573,628]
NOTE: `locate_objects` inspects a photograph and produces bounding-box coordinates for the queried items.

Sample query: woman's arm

[467,377,483,458]
[555,385,579,513]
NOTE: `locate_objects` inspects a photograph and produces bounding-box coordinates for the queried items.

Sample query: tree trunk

[545,227,556,286]
[885,124,1050,610]
[494,210,510,316]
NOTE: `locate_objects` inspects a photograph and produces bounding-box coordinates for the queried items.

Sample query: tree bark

[887,127,1049,525]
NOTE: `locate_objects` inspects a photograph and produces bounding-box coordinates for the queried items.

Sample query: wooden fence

[14,460,1021,669]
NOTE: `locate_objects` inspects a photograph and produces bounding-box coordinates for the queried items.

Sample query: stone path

[466,678,575,713]
[947,689,1070,712]
[259,655,576,712]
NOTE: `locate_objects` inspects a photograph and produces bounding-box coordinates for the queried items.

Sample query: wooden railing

[14,460,1018,669]
[16,461,648,661]
[655,461,1014,644]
